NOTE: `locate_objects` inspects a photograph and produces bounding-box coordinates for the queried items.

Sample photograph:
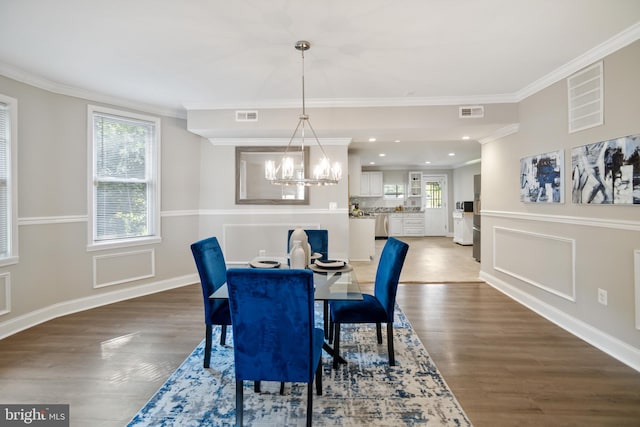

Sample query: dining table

[210,255,363,365]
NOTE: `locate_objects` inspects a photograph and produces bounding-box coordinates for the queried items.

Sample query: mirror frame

[235,146,310,205]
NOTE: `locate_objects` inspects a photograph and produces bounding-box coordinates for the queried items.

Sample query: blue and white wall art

[520,150,564,203]
[571,133,640,205]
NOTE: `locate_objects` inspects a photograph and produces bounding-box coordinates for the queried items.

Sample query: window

[88,106,160,248]
[424,181,442,209]
[0,95,18,265]
[383,184,405,199]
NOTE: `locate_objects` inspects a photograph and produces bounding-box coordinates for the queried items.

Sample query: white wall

[0,75,203,338]
[480,40,640,370]
[453,162,480,203]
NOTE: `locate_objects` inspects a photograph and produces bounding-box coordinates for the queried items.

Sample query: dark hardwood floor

[395,283,640,427]
[1,275,640,425]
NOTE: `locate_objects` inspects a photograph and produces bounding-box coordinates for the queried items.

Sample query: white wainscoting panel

[635,249,640,330]
[0,273,10,316]
[493,226,576,301]
[223,223,320,264]
[93,249,155,289]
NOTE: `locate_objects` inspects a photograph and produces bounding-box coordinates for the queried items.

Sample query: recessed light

[368,138,376,142]
[448,152,455,156]
[394,140,400,143]
[425,161,431,164]
[369,162,375,165]
[462,136,470,140]
[379,153,386,157]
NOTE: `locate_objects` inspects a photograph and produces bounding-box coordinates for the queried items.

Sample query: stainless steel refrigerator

[473,174,481,262]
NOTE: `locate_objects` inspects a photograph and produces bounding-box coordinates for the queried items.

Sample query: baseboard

[0,274,199,340]
[479,270,640,372]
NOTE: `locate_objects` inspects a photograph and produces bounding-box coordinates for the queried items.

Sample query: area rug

[128,305,471,426]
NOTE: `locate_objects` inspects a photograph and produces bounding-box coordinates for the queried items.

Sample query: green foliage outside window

[424,181,442,209]
[94,114,152,241]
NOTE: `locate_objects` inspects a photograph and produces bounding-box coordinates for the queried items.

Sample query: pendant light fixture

[265,40,342,186]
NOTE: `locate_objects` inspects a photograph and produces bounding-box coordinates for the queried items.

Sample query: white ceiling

[1,0,639,167]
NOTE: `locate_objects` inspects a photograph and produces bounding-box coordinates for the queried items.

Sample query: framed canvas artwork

[571,133,640,205]
[520,150,564,203]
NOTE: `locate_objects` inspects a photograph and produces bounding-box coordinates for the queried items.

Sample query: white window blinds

[92,111,156,242]
[0,103,8,256]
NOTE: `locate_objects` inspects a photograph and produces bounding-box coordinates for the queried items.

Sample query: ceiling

[1,1,639,167]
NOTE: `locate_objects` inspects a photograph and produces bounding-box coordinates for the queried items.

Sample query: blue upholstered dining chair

[287,229,329,261]
[190,237,232,369]
[226,268,324,427]
[329,237,409,368]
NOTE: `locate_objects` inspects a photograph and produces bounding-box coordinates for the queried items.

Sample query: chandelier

[265,40,342,186]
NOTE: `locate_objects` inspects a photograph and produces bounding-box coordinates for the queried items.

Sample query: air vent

[567,61,603,133]
[459,105,484,118]
[235,110,258,122]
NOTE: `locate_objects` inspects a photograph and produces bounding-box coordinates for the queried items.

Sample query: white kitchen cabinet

[403,213,425,236]
[360,171,383,197]
[349,218,375,261]
[452,211,473,245]
[408,171,422,197]
[389,213,403,236]
[389,212,424,236]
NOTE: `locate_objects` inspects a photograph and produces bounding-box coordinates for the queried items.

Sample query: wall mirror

[236,146,310,205]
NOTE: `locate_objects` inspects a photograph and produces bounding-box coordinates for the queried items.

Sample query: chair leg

[323,301,329,339]
[236,381,243,427]
[332,323,341,369]
[204,324,212,368]
[315,360,323,396]
[220,324,227,346]
[376,322,382,344]
[328,318,334,344]
[387,322,395,366]
[254,381,261,393]
[306,381,313,427]
[280,382,285,395]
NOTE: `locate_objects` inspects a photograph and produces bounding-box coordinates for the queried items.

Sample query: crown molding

[2,23,638,114]
[183,93,518,111]
[0,63,187,119]
[478,124,520,144]
[515,22,640,101]
[208,137,352,146]
[452,158,482,169]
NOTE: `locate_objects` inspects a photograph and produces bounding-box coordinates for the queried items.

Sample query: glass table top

[209,260,363,301]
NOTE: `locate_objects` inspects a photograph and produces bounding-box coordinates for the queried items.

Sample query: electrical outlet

[597,288,608,306]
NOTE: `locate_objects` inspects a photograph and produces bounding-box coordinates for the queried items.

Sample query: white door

[422,175,448,236]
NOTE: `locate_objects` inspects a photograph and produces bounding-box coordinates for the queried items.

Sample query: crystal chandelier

[265,40,342,186]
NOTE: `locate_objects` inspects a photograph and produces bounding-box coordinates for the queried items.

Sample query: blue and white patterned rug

[128,304,471,426]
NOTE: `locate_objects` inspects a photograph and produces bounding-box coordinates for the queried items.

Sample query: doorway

[422,174,448,236]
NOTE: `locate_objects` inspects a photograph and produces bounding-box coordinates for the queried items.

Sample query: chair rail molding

[482,210,640,232]
[200,208,349,216]
[18,215,87,226]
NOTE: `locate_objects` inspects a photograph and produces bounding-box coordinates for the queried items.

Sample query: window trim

[87,105,161,251]
[0,94,19,267]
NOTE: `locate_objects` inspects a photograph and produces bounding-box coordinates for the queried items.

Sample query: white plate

[309,263,353,274]
[249,260,281,269]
